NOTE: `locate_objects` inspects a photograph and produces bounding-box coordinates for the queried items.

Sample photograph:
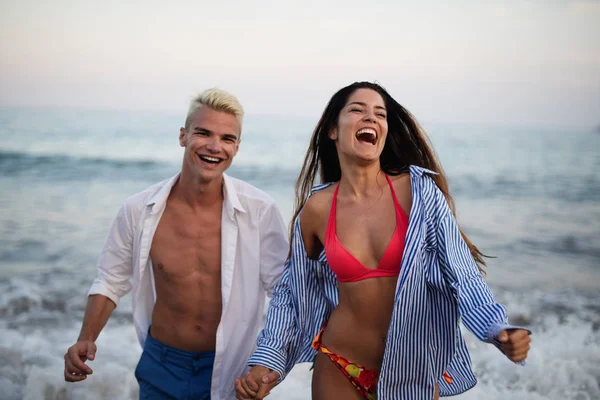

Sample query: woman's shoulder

[389,171,411,188]
[389,172,413,216]
[298,185,335,258]
[303,185,335,221]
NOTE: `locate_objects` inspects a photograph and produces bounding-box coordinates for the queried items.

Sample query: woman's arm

[428,177,531,362]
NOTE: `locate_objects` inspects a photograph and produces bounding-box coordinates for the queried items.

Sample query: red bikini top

[324,175,409,282]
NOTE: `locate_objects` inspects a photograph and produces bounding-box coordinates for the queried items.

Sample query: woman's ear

[329,128,338,141]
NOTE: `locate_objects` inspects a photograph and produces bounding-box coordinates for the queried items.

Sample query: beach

[1,107,599,400]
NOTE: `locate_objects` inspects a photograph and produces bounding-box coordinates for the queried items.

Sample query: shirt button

[194,355,200,361]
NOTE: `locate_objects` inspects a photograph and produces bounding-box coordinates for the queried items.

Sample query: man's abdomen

[151,269,222,353]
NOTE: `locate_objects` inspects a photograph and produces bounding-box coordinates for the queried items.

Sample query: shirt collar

[309,165,438,193]
[145,172,246,218]
[146,173,180,214]
[409,164,438,177]
[222,173,246,219]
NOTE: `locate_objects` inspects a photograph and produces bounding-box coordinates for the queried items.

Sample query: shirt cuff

[487,323,532,366]
[87,280,121,307]
[248,345,287,382]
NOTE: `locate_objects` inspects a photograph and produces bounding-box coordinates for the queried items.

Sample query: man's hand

[498,329,531,362]
[235,365,280,399]
[64,340,97,382]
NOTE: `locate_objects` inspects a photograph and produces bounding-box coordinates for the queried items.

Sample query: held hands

[64,340,96,382]
[235,365,280,400]
[497,329,531,362]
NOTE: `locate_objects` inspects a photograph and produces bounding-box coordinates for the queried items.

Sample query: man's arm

[258,201,289,295]
[78,294,117,342]
[246,212,317,379]
[64,295,116,381]
[64,203,135,382]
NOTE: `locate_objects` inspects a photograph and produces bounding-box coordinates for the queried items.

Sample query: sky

[0,0,599,128]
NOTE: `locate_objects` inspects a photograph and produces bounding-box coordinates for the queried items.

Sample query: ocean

[0,106,598,400]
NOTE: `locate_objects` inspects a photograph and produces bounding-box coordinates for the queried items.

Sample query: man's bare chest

[150,210,222,279]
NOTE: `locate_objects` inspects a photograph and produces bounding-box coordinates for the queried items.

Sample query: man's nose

[206,138,222,152]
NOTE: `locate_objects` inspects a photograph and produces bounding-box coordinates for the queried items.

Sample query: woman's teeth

[356,128,377,144]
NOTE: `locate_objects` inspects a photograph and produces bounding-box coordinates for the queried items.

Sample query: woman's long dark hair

[292,81,487,272]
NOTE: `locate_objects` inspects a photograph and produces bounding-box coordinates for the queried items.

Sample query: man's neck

[174,170,225,210]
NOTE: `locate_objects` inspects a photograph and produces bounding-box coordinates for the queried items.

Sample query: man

[64,88,289,399]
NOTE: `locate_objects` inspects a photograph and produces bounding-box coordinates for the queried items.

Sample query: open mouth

[355,128,377,145]
[198,154,223,164]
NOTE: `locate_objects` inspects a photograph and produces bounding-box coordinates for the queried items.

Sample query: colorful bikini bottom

[311,323,454,400]
[311,324,378,400]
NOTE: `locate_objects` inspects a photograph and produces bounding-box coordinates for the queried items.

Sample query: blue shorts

[134,329,215,400]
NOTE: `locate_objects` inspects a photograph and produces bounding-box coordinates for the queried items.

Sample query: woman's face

[330,88,388,163]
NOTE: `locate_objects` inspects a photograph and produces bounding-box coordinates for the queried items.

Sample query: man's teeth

[199,155,220,163]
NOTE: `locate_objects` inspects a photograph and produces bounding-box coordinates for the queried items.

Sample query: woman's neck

[338,161,386,199]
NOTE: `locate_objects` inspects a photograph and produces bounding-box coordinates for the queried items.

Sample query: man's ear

[179,127,186,147]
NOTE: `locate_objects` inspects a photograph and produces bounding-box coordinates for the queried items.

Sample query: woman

[235,82,531,400]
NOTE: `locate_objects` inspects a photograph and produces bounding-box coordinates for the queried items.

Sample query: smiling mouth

[355,128,377,145]
[198,154,223,164]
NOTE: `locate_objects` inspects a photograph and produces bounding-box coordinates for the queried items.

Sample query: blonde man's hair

[184,88,244,132]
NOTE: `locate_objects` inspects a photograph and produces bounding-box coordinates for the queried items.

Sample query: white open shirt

[88,173,289,399]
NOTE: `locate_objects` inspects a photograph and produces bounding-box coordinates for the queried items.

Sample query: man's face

[179,106,241,184]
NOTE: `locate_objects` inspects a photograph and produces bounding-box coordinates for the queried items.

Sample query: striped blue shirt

[248,165,526,399]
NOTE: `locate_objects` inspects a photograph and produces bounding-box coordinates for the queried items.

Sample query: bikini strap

[325,183,340,243]
[385,174,405,219]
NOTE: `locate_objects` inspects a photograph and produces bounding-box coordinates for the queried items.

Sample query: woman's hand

[235,365,280,399]
[498,329,531,362]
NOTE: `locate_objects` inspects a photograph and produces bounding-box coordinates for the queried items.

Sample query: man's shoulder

[122,176,177,212]
[225,174,276,207]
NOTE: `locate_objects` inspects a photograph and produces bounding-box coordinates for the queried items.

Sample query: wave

[0,150,300,188]
[2,150,599,203]
[0,150,172,185]
[450,172,600,203]
[521,234,600,261]
[0,150,166,173]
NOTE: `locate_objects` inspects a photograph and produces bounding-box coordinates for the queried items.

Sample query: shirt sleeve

[431,180,530,363]
[87,202,135,307]
[258,201,289,296]
[248,216,307,381]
